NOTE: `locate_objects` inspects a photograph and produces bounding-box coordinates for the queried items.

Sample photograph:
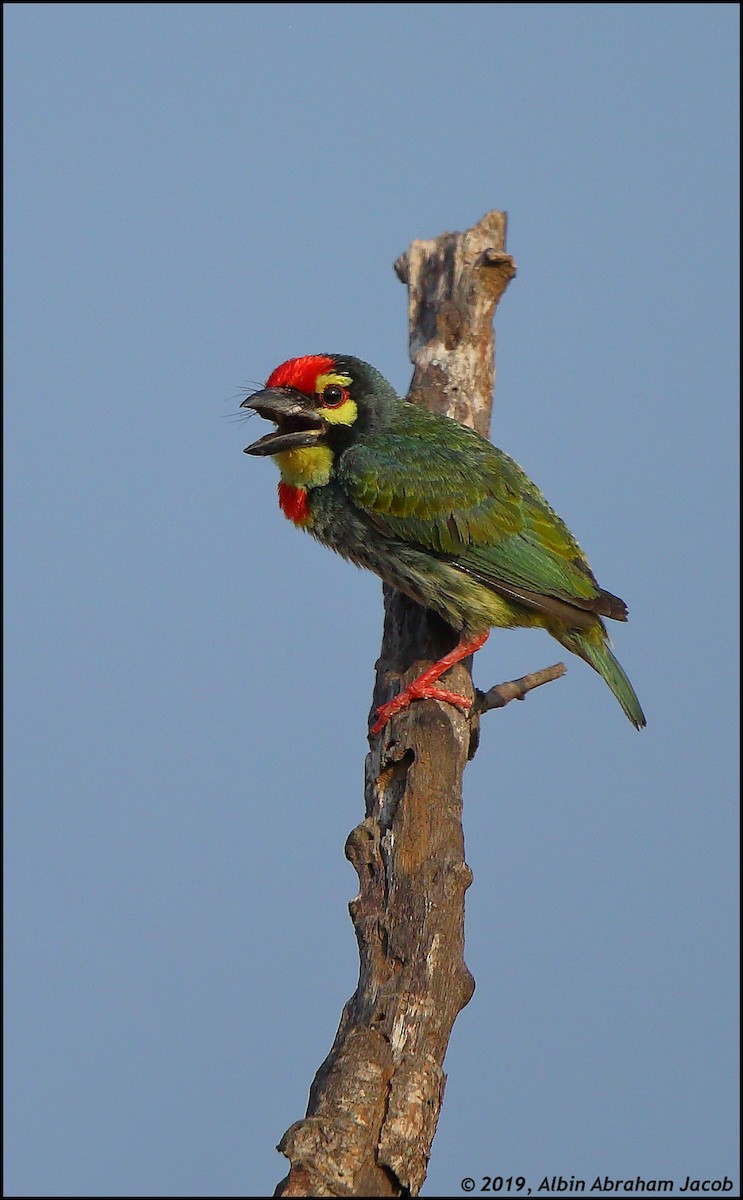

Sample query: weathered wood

[275,212,516,1197]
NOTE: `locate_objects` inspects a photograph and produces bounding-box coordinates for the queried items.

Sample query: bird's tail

[558,627,647,730]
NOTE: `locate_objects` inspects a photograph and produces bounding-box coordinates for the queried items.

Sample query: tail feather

[558,629,646,730]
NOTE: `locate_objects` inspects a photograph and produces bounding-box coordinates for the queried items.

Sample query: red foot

[371,683,472,734]
[370,631,489,735]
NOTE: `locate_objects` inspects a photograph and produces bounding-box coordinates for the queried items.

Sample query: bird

[241,354,646,732]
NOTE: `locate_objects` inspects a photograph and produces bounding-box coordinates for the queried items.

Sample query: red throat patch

[266,355,336,395]
[278,481,311,526]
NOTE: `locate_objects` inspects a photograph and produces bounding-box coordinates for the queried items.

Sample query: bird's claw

[371,683,472,735]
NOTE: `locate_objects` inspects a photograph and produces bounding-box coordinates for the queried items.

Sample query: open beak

[241,387,326,456]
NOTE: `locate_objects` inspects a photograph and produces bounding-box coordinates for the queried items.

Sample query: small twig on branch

[474,662,567,716]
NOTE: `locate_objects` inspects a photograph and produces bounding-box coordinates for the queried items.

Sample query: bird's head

[241,354,396,457]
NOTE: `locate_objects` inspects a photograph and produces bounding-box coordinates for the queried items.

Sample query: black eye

[322,384,347,408]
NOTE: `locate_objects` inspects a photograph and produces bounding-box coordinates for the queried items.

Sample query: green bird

[242,354,646,732]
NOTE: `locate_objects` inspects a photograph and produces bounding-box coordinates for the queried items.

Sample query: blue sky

[4,4,739,1196]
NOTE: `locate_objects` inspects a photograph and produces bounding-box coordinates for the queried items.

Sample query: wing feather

[338,406,627,622]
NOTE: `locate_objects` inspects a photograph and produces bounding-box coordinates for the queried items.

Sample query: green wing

[338,404,625,622]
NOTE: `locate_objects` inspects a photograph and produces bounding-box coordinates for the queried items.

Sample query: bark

[275,212,516,1197]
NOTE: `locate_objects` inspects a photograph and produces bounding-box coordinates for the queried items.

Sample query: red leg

[371,631,489,734]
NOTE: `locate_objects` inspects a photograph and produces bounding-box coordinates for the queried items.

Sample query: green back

[338,401,601,608]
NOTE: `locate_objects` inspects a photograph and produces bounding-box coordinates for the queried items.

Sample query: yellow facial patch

[314,372,358,426]
[275,444,334,489]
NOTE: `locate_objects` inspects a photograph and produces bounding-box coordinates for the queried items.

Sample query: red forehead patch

[266,355,336,395]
